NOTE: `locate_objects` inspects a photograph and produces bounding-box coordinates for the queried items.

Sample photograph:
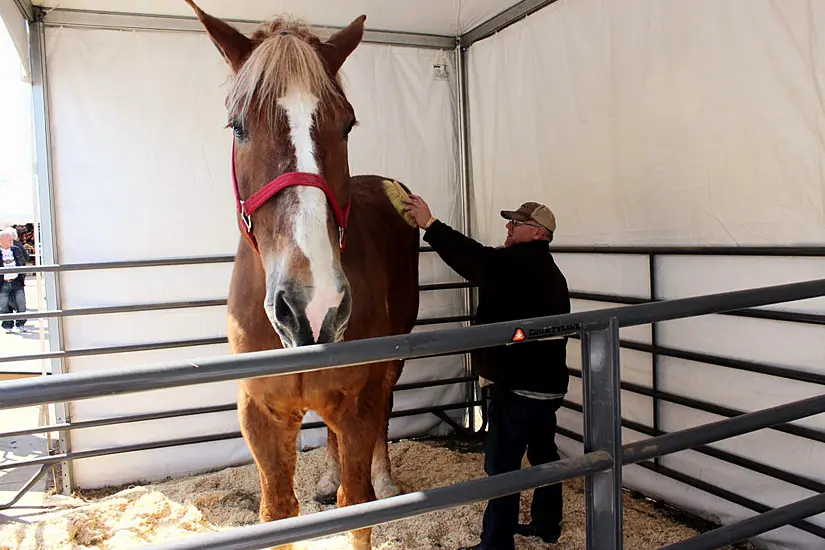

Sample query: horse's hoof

[373,477,402,500]
[313,492,338,506]
[314,470,341,505]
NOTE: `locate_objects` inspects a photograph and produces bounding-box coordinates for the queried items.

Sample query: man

[1,228,29,334]
[403,195,570,550]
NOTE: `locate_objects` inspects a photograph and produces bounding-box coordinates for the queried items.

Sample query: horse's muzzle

[266,281,351,347]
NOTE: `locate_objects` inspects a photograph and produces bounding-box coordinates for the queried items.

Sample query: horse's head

[187,1,364,347]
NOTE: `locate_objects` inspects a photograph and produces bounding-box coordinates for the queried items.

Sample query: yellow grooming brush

[382,179,418,228]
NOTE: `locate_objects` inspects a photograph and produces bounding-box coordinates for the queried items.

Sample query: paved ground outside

[1,277,57,525]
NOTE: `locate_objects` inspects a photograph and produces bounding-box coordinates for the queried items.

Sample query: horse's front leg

[238,388,302,550]
[371,360,404,500]
[316,360,404,504]
[324,388,383,550]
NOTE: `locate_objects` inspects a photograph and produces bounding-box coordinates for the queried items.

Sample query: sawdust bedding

[1,439,752,550]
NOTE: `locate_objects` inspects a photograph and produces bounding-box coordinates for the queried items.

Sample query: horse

[185,2,421,548]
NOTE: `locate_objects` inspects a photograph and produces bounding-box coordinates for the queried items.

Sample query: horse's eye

[230,119,247,140]
[344,118,357,139]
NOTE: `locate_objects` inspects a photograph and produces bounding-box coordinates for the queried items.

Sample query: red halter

[231,142,351,252]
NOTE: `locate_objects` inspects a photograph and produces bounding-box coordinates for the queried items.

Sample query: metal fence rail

[0,247,437,276]
[2,277,825,548]
[552,244,825,547]
[0,280,467,323]
[4,277,825,410]
[660,493,825,550]
[132,388,825,550]
[0,401,485,472]
[4,250,825,548]
[552,245,825,256]
[144,451,615,550]
[556,425,825,540]
[0,376,477,440]
[0,246,475,501]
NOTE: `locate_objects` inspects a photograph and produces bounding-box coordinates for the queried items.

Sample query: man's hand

[402,194,436,229]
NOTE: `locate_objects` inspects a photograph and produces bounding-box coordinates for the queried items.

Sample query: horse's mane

[228,17,342,123]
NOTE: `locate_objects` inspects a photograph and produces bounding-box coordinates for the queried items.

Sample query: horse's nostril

[274,289,300,326]
[274,290,289,316]
[269,286,315,346]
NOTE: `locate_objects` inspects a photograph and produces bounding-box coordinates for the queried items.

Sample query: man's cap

[500,201,556,233]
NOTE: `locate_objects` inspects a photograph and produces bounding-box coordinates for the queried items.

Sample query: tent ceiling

[32,0,523,36]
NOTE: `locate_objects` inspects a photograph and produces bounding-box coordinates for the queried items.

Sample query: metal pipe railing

[142,450,614,550]
[0,254,235,275]
[640,462,825,540]
[2,266,824,548]
[0,246,438,276]
[3,244,823,278]
[558,423,825,539]
[561,401,825,497]
[0,401,482,471]
[0,280,469,323]
[614,340,825,387]
[660,493,825,550]
[620,380,825,444]
[3,278,825,411]
[566,366,825,444]
[622,393,825,465]
[0,337,229,365]
[552,245,825,256]
[0,298,226,322]
[570,289,825,326]
[0,377,476,439]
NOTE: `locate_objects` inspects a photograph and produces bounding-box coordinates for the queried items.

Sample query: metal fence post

[582,317,623,549]
[650,252,662,467]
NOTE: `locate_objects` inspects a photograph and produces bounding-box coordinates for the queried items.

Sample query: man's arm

[422,219,497,285]
[402,193,498,285]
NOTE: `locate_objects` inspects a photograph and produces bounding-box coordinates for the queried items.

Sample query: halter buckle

[338,226,346,250]
[239,201,253,232]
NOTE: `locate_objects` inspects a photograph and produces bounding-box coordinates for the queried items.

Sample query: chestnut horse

[186,2,420,548]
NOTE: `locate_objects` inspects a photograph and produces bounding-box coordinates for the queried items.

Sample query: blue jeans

[0,282,26,330]
[480,384,564,550]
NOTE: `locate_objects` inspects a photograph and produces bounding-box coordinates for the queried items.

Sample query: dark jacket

[423,219,570,395]
[1,243,29,288]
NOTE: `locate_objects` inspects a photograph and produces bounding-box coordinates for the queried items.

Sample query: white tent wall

[43,22,464,489]
[466,0,825,548]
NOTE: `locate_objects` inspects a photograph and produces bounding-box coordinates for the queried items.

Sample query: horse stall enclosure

[465,1,825,549]
[3,0,824,548]
[34,1,476,491]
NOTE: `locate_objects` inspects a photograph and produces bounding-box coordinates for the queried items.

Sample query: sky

[0,18,34,224]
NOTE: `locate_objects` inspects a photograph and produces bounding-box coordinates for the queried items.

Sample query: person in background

[1,228,30,334]
[402,196,571,550]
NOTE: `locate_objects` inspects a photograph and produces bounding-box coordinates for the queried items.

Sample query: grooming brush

[382,179,418,228]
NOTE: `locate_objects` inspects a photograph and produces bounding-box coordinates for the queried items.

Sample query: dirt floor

[0,439,755,549]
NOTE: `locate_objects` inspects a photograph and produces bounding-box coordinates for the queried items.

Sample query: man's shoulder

[505,241,552,260]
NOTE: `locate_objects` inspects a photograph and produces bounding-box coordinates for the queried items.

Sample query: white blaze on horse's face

[266,87,348,346]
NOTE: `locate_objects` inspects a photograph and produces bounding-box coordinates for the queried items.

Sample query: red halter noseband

[231,142,351,252]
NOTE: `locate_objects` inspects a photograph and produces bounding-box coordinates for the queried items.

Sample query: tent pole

[29,15,74,495]
[455,42,478,433]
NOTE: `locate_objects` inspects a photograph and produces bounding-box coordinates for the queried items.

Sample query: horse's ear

[320,15,366,75]
[185,0,255,72]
